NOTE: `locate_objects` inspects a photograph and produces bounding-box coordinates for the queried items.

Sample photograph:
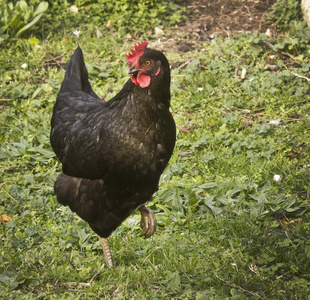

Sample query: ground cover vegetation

[0,0,310,298]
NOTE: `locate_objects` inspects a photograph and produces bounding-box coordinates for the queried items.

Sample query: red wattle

[137,73,151,88]
[131,75,139,85]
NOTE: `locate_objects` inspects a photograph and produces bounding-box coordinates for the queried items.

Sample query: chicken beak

[127,65,138,76]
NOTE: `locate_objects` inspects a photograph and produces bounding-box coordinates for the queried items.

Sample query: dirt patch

[154,0,278,52]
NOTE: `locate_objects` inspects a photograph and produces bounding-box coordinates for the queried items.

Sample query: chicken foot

[99,236,115,268]
[138,205,157,238]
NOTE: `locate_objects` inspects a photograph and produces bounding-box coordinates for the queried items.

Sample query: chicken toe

[99,236,115,268]
[138,205,157,238]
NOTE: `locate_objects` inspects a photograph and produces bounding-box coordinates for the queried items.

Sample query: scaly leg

[99,236,115,268]
[138,205,157,238]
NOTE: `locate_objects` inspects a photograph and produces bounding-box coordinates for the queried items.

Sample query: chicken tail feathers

[59,46,100,99]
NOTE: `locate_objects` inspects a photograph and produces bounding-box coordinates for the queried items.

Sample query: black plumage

[50,42,176,266]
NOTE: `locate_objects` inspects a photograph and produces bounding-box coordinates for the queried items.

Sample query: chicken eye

[145,60,151,66]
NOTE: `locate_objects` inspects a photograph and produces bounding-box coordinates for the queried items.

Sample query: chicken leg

[99,236,115,268]
[99,205,156,268]
[138,205,157,238]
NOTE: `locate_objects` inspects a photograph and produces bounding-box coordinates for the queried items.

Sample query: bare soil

[155,0,278,51]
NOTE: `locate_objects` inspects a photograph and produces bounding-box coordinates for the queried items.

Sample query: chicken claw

[138,205,157,238]
[99,236,116,268]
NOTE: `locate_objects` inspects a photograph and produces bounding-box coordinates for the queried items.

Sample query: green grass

[1,1,310,299]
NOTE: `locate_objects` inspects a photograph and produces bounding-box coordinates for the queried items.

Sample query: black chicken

[50,42,176,267]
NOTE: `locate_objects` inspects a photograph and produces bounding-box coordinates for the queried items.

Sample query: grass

[1,1,310,299]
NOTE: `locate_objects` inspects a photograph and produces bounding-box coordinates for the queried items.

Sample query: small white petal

[197,87,203,92]
[270,119,281,125]
[73,29,80,37]
[273,174,282,182]
[21,63,27,69]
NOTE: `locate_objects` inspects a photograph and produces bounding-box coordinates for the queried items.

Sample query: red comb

[125,41,148,66]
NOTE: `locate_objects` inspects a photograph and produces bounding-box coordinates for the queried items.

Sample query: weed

[0,0,49,41]
[266,0,303,31]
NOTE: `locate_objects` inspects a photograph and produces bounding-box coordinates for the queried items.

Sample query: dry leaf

[240,66,247,79]
[279,218,301,228]
[0,214,12,224]
[96,27,103,39]
[266,64,279,71]
[288,150,303,159]
[155,27,164,37]
[234,66,246,80]
[249,264,259,274]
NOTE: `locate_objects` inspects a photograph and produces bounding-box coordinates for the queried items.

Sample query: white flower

[70,5,78,13]
[197,87,203,92]
[73,29,80,37]
[273,174,282,182]
[21,63,27,69]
